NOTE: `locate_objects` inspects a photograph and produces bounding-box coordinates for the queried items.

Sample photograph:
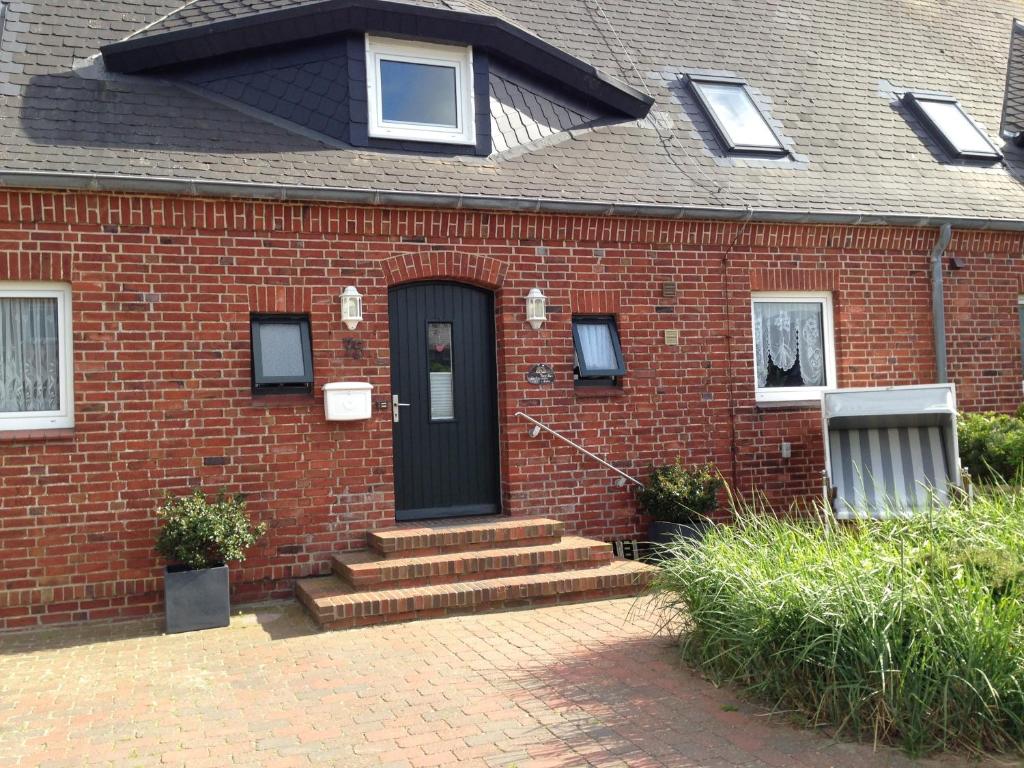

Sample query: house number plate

[526,364,555,385]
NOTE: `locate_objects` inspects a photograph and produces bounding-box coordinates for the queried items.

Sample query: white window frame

[751,291,836,404]
[0,282,74,431]
[365,35,475,146]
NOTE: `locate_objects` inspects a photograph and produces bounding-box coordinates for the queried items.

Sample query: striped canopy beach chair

[822,385,963,519]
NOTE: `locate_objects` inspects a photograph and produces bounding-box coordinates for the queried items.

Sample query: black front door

[389,282,500,521]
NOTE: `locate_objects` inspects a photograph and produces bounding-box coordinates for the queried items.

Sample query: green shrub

[638,462,722,523]
[155,489,267,570]
[958,411,1024,483]
[652,488,1024,756]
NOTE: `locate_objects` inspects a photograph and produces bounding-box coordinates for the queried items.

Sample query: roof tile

[1,0,1023,222]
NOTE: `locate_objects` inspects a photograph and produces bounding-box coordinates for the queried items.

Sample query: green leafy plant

[638,461,723,523]
[155,489,267,571]
[652,487,1024,755]
[958,410,1024,483]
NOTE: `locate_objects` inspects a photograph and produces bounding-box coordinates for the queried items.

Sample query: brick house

[1,0,1024,629]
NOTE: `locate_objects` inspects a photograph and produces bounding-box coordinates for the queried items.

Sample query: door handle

[392,394,411,423]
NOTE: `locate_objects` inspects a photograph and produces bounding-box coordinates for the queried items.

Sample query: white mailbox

[323,382,373,421]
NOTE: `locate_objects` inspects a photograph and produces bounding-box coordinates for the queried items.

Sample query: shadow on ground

[0,599,314,656]
[496,616,955,768]
[0,616,164,657]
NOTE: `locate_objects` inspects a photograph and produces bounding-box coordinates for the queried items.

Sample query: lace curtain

[754,302,825,387]
[576,323,617,369]
[0,297,60,412]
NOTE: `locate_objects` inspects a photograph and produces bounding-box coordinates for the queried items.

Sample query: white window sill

[0,416,75,431]
[755,385,829,405]
[368,125,476,145]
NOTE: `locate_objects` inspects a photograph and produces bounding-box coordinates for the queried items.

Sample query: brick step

[367,517,564,558]
[296,560,657,631]
[333,535,613,589]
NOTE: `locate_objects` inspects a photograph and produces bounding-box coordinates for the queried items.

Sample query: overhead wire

[585,0,755,487]
[584,0,744,206]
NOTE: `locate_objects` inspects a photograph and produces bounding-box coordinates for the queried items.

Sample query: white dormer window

[366,35,475,145]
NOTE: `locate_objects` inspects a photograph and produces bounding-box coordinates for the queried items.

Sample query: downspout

[930,223,953,383]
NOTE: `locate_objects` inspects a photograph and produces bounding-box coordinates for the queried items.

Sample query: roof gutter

[930,223,953,384]
[2,170,1024,232]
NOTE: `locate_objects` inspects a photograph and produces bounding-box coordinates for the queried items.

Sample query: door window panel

[428,322,454,420]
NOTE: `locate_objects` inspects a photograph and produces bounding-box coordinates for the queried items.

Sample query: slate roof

[4,0,1024,226]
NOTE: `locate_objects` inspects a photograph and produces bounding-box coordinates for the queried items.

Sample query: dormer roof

[100,0,652,119]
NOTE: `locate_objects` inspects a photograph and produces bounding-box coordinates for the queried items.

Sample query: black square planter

[164,564,230,634]
[647,520,710,546]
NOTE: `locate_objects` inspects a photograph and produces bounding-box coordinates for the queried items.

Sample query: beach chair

[822,384,963,519]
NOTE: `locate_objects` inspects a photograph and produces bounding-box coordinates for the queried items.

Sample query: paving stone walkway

[0,597,1015,768]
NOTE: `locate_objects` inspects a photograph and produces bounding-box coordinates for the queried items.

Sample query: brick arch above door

[381,251,508,290]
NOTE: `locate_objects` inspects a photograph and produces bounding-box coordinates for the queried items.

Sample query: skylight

[688,76,786,154]
[902,93,1001,160]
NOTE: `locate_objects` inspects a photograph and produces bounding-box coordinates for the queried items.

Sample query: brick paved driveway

[1,597,1015,768]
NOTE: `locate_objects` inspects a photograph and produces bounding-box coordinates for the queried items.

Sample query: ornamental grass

[652,486,1024,756]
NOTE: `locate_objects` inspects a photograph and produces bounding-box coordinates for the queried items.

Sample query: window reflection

[380,60,458,127]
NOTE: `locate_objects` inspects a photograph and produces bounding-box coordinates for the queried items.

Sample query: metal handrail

[514,411,644,488]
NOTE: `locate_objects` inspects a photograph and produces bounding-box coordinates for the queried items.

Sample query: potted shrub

[156,489,267,634]
[639,462,723,546]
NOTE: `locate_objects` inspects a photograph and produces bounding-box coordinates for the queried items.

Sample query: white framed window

[365,35,475,145]
[0,282,74,431]
[751,292,836,403]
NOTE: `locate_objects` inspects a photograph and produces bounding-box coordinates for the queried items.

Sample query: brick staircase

[296,517,657,630]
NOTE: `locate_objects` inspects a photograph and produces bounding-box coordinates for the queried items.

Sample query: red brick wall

[945,243,1024,409]
[0,190,1021,629]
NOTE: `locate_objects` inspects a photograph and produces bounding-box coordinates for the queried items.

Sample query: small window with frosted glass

[751,293,835,403]
[427,322,454,421]
[572,316,626,387]
[251,314,314,395]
